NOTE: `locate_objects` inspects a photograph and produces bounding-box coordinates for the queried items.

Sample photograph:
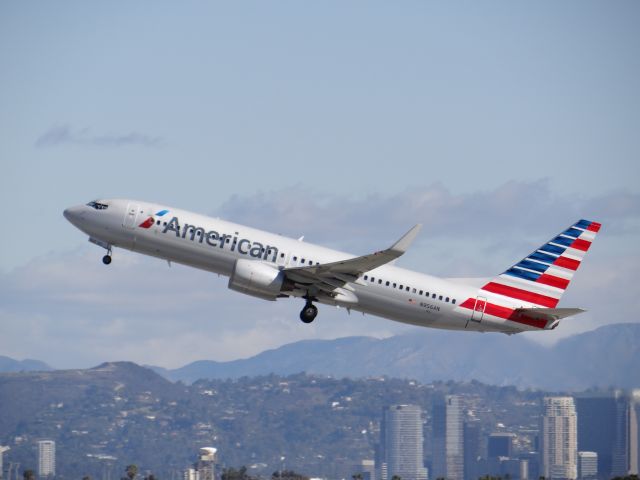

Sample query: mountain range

[0,355,51,373]
[2,323,638,390]
[149,322,640,390]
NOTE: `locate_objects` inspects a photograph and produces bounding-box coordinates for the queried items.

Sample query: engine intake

[228,259,284,301]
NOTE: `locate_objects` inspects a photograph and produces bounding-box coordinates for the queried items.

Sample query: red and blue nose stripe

[139,209,170,229]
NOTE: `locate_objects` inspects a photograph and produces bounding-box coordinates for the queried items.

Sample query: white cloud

[35,125,163,148]
[1,182,638,369]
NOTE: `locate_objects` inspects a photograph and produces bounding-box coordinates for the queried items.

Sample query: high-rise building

[381,405,427,480]
[631,389,640,475]
[541,397,577,480]
[432,395,464,480]
[353,460,376,480]
[0,446,10,479]
[463,421,481,480]
[518,452,540,480]
[576,391,637,477]
[37,440,56,478]
[487,433,515,459]
[577,452,598,480]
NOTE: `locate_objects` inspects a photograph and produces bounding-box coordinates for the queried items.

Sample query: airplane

[63,199,601,334]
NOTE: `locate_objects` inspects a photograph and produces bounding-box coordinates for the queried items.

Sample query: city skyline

[1,371,640,480]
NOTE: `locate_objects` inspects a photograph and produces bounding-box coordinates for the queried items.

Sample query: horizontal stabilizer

[513,307,585,322]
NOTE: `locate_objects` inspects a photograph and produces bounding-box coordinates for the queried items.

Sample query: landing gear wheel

[102,255,112,265]
[300,303,318,324]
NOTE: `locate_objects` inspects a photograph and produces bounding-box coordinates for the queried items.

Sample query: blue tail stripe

[540,243,567,255]
[575,219,591,229]
[529,251,557,263]
[562,227,583,239]
[517,259,549,273]
[504,268,541,282]
[550,236,574,247]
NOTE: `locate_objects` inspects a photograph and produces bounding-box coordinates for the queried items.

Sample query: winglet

[389,224,422,255]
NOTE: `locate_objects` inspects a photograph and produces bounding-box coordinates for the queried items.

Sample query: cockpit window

[86,201,109,210]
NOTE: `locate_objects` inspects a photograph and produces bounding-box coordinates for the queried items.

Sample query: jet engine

[228,259,284,301]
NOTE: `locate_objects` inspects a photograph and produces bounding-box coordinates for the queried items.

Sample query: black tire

[102,255,112,265]
[300,304,318,323]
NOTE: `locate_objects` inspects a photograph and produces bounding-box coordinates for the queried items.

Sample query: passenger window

[419,290,423,295]
[364,275,368,280]
[301,258,305,263]
[386,281,390,286]
[371,277,375,282]
[432,293,436,299]
[393,283,397,288]
[439,295,443,301]
[293,256,297,261]
[406,286,410,292]
[308,260,312,265]
[378,279,382,284]
[445,297,450,302]
[412,288,416,293]
[452,299,456,305]
[399,285,403,290]
[280,253,285,258]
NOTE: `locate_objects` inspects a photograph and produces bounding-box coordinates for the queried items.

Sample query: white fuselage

[63,199,540,334]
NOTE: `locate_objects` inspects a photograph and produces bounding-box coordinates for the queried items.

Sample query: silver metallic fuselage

[64,199,530,334]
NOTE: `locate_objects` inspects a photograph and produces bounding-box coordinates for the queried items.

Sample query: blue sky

[1,2,639,368]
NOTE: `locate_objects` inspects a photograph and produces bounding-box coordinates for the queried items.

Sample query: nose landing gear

[300,299,318,323]
[101,245,112,265]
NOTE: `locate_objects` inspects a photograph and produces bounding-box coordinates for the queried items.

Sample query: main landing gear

[299,299,318,324]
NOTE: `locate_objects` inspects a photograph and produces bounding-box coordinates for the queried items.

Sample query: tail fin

[480,219,601,308]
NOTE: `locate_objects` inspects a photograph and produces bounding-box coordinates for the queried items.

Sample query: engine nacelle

[228,259,284,301]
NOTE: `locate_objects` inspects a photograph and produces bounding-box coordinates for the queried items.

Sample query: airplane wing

[283,224,422,297]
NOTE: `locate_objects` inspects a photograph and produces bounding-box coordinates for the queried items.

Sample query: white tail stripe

[544,266,574,280]
[496,274,564,297]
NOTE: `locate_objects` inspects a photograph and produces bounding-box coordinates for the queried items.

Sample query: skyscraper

[487,433,515,459]
[463,421,481,480]
[577,452,598,480]
[37,440,56,478]
[432,395,464,480]
[541,397,577,480]
[631,389,640,475]
[0,446,10,479]
[382,405,427,480]
[576,390,637,477]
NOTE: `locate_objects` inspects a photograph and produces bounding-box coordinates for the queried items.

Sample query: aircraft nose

[63,205,85,226]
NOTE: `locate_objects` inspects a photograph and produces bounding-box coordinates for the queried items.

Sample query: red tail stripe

[553,256,580,271]
[587,222,601,232]
[459,298,547,329]
[481,282,559,308]
[536,273,570,290]
[570,238,591,251]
